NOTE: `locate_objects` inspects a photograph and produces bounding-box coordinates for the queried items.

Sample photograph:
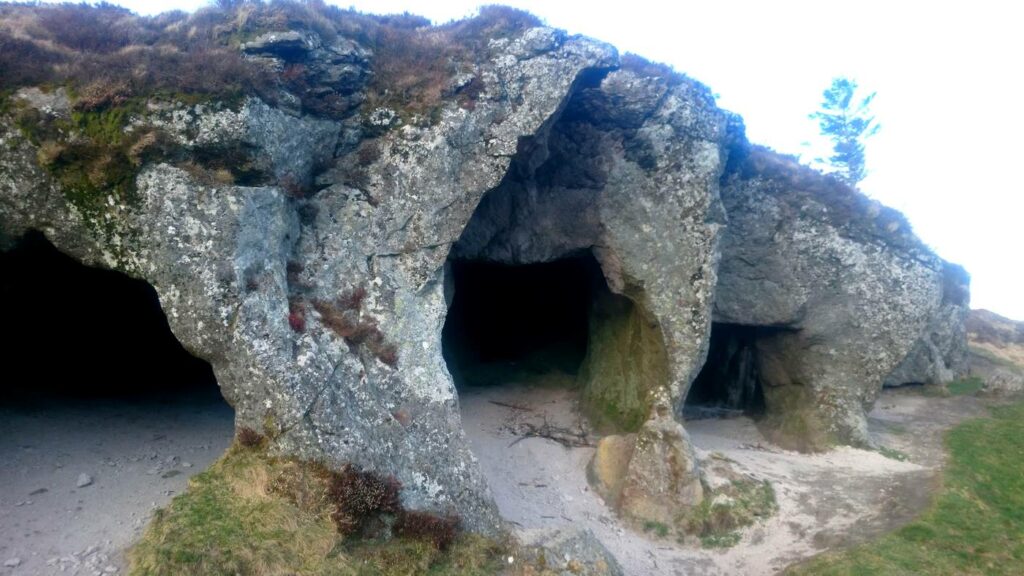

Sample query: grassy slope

[128,445,504,576]
[788,399,1024,575]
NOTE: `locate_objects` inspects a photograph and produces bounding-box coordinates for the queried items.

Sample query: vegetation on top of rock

[0,1,543,121]
[788,399,1024,575]
[724,143,927,256]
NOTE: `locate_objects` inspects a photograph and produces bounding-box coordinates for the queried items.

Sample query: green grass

[877,446,909,462]
[947,376,985,397]
[680,479,778,549]
[643,520,670,538]
[787,400,1024,575]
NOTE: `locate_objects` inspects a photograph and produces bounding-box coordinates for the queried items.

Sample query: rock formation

[884,262,971,388]
[0,2,964,536]
[714,142,946,450]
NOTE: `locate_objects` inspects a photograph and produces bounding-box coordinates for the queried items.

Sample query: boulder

[884,261,971,387]
[715,141,945,449]
[516,527,624,576]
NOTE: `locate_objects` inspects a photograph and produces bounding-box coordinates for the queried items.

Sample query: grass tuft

[947,376,985,397]
[680,479,777,548]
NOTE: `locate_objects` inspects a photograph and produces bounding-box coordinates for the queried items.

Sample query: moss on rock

[578,292,670,433]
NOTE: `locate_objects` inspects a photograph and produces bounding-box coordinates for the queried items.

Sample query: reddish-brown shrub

[0,33,65,91]
[35,2,140,54]
[313,293,399,366]
[393,510,461,550]
[327,464,401,536]
[236,426,265,448]
[288,299,306,333]
[367,337,399,367]
[338,285,368,311]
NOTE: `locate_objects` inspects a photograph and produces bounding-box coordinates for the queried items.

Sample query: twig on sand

[489,400,534,412]
[508,418,594,448]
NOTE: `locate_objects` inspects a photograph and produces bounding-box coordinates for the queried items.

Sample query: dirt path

[0,389,234,576]
[460,382,990,576]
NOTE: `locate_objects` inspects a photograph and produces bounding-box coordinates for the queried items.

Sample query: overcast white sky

[39,0,1024,319]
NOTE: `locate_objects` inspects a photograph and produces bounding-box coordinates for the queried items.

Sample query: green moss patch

[787,400,1024,575]
[578,292,670,433]
[128,443,506,576]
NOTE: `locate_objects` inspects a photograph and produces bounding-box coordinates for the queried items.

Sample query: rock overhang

[0,3,968,537]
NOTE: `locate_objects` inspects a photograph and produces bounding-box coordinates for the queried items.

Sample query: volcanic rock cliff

[0,1,965,538]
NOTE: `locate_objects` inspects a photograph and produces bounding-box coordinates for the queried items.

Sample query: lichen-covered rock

[0,3,969,545]
[448,65,729,522]
[885,261,971,387]
[617,410,703,524]
[0,23,619,532]
[515,527,624,576]
[716,141,945,449]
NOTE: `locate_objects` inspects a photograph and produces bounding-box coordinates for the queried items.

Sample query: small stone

[4,557,21,567]
[181,462,193,468]
[104,566,118,573]
[76,473,94,488]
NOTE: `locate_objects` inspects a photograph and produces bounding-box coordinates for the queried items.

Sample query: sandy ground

[0,388,234,576]
[0,376,990,576]
[460,381,991,576]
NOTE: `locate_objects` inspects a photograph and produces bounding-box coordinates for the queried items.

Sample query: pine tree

[810,77,880,185]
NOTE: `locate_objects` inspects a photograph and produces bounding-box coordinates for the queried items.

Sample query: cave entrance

[684,323,769,420]
[0,231,225,403]
[442,253,602,389]
[0,232,234,571]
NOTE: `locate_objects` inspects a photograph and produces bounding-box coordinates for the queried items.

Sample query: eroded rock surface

[0,5,966,541]
[884,262,971,388]
[716,141,947,450]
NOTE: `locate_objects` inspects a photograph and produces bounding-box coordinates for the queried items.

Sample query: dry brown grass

[1,1,545,124]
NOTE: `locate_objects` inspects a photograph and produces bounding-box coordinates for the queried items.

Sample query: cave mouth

[442,252,606,389]
[0,231,224,405]
[684,322,771,420]
[0,232,235,569]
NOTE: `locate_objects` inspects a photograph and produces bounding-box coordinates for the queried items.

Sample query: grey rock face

[449,67,727,522]
[0,16,965,542]
[0,27,618,532]
[885,262,971,387]
[243,28,371,114]
[716,141,945,449]
[517,527,624,576]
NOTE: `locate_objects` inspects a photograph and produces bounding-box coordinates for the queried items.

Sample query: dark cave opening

[0,231,224,405]
[442,253,605,388]
[684,323,771,419]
